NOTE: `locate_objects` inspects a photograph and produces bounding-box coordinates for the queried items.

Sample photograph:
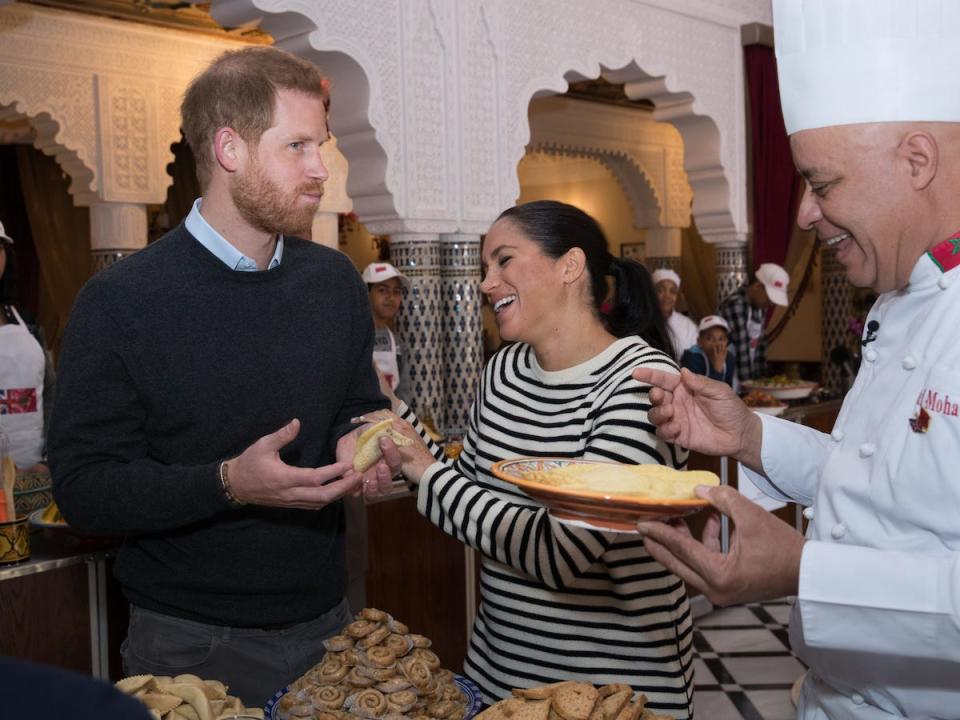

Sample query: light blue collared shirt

[185,198,284,271]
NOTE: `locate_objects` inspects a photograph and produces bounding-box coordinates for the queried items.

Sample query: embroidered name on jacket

[915,389,959,417]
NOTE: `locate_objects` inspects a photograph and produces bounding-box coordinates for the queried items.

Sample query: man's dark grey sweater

[48,225,387,627]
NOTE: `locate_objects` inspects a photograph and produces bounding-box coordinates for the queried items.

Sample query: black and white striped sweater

[405,337,694,718]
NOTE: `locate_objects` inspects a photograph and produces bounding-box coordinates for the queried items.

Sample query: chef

[631,1,960,718]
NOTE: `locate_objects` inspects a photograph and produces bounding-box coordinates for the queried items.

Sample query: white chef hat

[651,268,681,288]
[774,0,960,135]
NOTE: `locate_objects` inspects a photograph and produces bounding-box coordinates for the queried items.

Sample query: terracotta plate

[491,458,711,533]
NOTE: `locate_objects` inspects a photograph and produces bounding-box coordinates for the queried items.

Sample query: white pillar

[89,202,147,272]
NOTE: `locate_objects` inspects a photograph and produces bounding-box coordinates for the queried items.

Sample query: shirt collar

[185,198,284,271]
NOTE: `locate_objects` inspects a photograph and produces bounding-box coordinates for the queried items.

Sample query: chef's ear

[899,130,937,191]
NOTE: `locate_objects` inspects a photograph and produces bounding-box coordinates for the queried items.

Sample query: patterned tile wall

[92,249,136,273]
[820,245,852,394]
[644,254,681,272]
[715,244,748,304]
[440,235,483,435]
[391,234,444,425]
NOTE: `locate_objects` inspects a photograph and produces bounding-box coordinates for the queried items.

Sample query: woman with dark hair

[0,222,54,478]
[378,201,694,717]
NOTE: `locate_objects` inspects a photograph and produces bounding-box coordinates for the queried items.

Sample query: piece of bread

[551,683,599,720]
[523,463,719,500]
[353,419,413,472]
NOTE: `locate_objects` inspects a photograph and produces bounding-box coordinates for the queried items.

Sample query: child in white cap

[361,262,411,404]
[651,268,698,359]
[680,314,735,386]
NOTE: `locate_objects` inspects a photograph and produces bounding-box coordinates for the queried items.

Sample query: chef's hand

[638,485,806,606]
[633,367,763,471]
[336,415,402,499]
[226,419,360,508]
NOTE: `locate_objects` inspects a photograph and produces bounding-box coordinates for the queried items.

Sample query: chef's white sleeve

[798,542,960,662]
[738,413,828,506]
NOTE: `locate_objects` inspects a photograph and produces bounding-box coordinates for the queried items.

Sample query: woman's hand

[365,412,439,486]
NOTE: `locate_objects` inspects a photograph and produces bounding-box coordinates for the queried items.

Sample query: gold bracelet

[219,460,244,508]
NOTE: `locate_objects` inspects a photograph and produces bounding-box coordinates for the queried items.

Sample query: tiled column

[644,227,682,271]
[391,233,444,424]
[90,202,147,271]
[440,234,483,435]
[820,244,852,393]
[715,242,748,304]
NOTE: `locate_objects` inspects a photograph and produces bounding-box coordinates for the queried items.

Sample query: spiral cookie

[362,607,388,622]
[387,690,418,713]
[408,634,432,648]
[411,648,441,672]
[400,658,433,691]
[346,619,380,639]
[313,685,348,710]
[384,633,414,656]
[387,617,410,635]
[358,626,392,649]
[324,635,355,652]
[366,646,398,669]
[319,657,350,684]
[375,677,412,694]
[347,667,377,688]
[352,689,388,719]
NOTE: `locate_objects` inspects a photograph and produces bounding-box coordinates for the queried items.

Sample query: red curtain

[744,44,801,270]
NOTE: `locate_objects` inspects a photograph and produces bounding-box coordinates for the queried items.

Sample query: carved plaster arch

[0,89,98,204]
[527,143,663,230]
[512,61,732,244]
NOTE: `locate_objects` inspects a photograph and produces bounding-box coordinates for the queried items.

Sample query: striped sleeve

[417,462,610,591]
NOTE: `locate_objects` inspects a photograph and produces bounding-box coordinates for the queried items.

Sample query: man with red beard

[48,47,398,706]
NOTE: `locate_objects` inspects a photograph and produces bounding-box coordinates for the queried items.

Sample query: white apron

[0,306,45,467]
[372,328,400,391]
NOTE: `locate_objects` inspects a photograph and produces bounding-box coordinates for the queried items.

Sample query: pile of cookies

[477,682,671,720]
[115,673,263,719]
[277,607,467,720]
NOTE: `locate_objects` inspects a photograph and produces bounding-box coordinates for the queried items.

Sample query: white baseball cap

[774,0,960,135]
[0,221,13,245]
[698,315,729,334]
[651,268,681,288]
[361,262,410,289]
[755,263,790,307]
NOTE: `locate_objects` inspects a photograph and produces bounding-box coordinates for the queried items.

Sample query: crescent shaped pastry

[353,419,414,472]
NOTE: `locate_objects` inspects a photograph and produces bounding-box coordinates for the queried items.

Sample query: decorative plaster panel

[0,2,249,205]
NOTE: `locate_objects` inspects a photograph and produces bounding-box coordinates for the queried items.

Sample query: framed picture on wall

[620,243,644,262]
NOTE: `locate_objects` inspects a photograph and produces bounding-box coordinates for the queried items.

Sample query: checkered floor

[692,599,806,720]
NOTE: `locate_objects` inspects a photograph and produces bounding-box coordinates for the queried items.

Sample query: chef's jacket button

[859,443,876,458]
[831,429,844,442]
[865,349,878,362]
[851,693,865,705]
[939,275,951,290]
[802,506,815,520]
[831,523,847,539]
[902,355,917,370]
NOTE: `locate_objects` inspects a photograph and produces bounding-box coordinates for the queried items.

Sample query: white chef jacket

[742,242,960,719]
[667,311,698,359]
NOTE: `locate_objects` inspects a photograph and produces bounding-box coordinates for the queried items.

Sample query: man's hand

[226,419,360,508]
[638,485,806,606]
[632,367,763,470]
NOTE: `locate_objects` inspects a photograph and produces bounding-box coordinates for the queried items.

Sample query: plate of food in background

[741,375,818,400]
[742,390,788,416]
[491,458,719,532]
